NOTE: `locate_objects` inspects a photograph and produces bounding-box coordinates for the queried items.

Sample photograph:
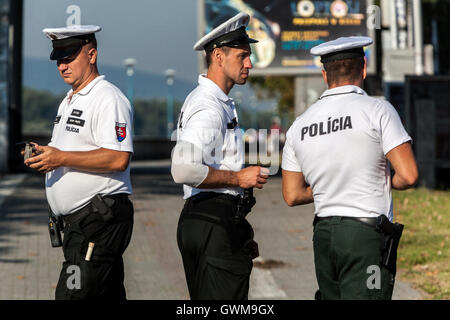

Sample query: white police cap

[42,25,101,60]
[310,36,373,63]
[43,25,101,40]
[193,12,258,52]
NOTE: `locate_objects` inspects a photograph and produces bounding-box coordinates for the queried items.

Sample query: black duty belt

[184,191,256,224]
[62,193,129,225]
[313,215,378,228]
[184,192,242,223]
[187,192,240,206]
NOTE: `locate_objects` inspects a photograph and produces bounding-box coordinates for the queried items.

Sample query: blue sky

[23,0,277,110]
[24,0,199,83]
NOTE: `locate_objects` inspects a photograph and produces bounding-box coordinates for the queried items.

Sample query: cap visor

[224,36,259,48]
[50,46,81,61]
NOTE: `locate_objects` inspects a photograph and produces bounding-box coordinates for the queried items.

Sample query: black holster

[48,207,63,248]
[90,194,115,222]
[234,188,256,221]
[235,189,258,259]
[375,215,404,275]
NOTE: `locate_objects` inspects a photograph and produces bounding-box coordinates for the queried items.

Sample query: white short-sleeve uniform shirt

[282,85,411,221]
[46,75,134,216]
[176,75,244,199]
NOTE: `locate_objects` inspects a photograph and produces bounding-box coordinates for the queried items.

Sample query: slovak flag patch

[115,122,127,142]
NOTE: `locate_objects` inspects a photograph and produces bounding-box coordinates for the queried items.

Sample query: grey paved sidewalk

[0,162,422,300]
[0,174,63,299]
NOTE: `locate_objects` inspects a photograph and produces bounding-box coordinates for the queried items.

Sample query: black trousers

[177,193,254,300]
[55,195,134,300]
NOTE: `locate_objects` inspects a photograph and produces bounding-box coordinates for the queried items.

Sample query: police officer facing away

[281,37,418,300]
[24,25,134,299]
[171,13,269,300]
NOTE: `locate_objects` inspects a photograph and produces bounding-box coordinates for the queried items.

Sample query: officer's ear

[87,47,98,65]
[213,48,225,67]
[321,69,328,85]
[363,58,367,80]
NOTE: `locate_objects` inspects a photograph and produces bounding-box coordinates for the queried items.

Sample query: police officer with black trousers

[282,36,419,299]
[171,13,270,300]
[24,25,134,300]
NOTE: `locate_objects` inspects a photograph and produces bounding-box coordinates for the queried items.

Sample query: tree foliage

[21,87,280,137]
[248,76,294,114]
[22,87,65,134]
[133,98,183,136]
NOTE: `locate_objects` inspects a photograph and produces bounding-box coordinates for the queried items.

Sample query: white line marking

[249,257,287,299]
[0,174,27,209]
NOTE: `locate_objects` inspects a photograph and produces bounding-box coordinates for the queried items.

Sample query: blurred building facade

[0,0,22,173]
[379,0,450,188]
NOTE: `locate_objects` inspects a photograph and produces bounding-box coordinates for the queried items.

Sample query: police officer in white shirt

[281,36,418,300]
[171,12,270,300]
[24,25,134,300]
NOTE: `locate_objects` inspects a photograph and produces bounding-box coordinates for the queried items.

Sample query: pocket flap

[205,255,251,276]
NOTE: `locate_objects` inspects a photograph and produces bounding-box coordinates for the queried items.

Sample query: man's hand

[197,166,270,189]
[24,145,130,174]
[19,142,39,159]
[24,144,64,173]
[237,166,270,189]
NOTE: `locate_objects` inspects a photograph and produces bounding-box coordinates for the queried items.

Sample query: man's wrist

[231,170,240,188]
[58,149,67,168]
[200,166,241,189]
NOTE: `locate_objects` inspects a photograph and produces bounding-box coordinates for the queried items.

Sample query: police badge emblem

[115,122,127,142]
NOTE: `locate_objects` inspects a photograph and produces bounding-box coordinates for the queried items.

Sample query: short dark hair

[205,46,231,68]
[85,34,97,50]
[205,51,213,68]
[323,57,365,86]
[89,36,97,49]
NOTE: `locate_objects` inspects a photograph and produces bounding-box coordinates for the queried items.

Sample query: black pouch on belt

[376,215,404,275]
[90,194,115,222]
[48,206,63,248]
